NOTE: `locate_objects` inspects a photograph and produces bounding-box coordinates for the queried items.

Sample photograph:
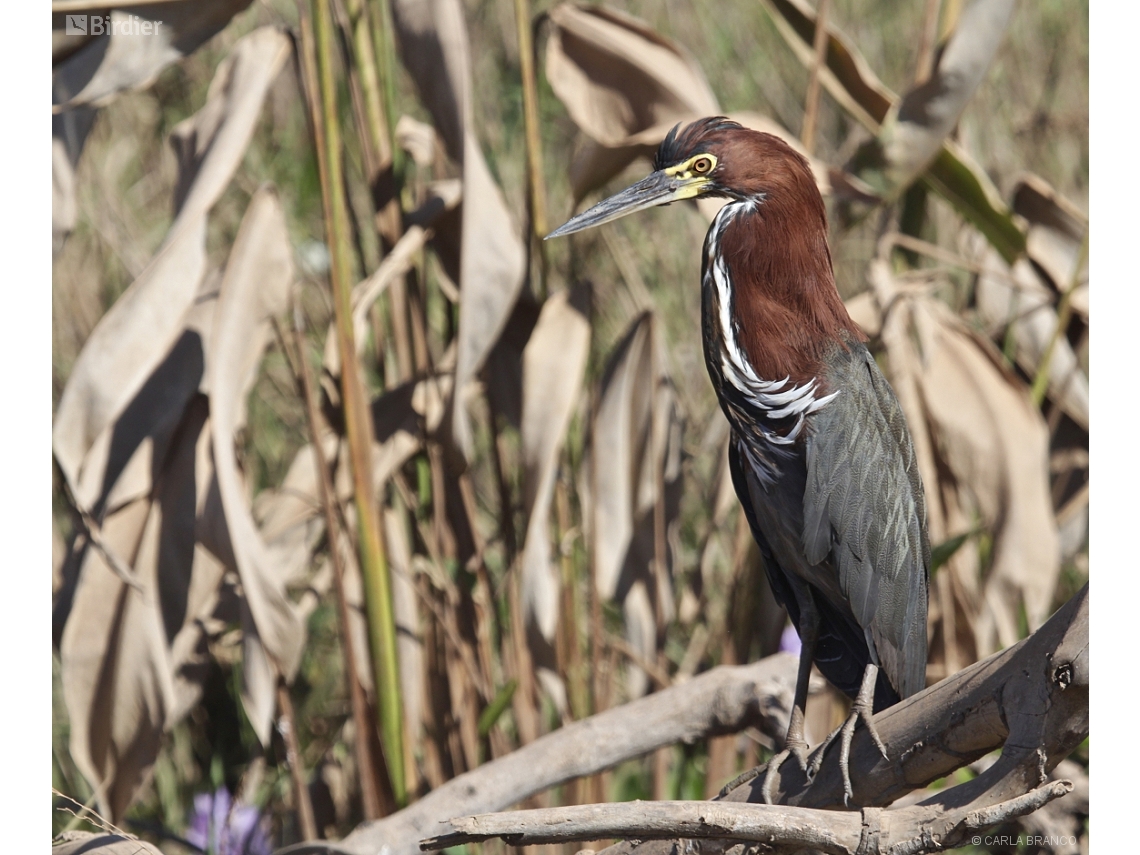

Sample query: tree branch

[280,653,798,855]
[420,780,1073,854]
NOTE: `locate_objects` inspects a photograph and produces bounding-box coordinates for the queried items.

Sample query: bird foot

[716,738,812,803]
[715,717,810,803]
[807,668,889,805]
[760,737,811,804]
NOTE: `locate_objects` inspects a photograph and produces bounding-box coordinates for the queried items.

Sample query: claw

[806,725,837,780]
[760,704,810,804]
[813,663,890,805]
[718,704,813,803]
[761,738,809,804]
[715,765,761,799]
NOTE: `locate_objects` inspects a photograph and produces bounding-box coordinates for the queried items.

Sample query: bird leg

[807,661,889,805]
[715,589,822,804]
[715,603,819,802]
[758,596,819,804]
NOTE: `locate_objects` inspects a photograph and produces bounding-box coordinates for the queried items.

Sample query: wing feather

[803,342,930,699]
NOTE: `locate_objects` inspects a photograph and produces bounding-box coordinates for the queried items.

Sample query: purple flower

[778,623,802,657]
[186,786,271,855]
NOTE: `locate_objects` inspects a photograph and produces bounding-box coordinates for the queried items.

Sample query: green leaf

[478,679,518,738]
[931,530,973,574]
[923,146,1026,264]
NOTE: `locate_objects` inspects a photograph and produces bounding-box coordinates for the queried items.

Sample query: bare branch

[420,780,1073,854]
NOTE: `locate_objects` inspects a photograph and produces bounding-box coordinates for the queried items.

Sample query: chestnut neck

[718,191,864,385]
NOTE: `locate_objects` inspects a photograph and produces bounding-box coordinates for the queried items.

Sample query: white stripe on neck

[704,200,839,450]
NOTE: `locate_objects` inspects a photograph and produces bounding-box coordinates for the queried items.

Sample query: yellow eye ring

[692,156,713,174]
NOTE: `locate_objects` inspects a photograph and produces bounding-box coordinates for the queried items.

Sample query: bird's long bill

[545,169,693,239]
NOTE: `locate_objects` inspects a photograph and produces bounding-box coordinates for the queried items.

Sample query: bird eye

[692,156,713,174]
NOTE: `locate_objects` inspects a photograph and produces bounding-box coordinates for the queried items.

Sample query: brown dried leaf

[55,221,208,505]
[447,135,528,466]
[246,371,450,731]
[541,6,834,207]
[253,441,329,590]
[519,284,592,642]
[921,316,1060,654]
[60,398,214,821]
[368,373,451,488]
[61,508,171,822]
[391,0,526,467]
[52,1,254,110]
[544,2,717,201]
[252,369,452,616]
[871,261,1060,660]
[390,0,469,162]
[1013,173,1089,320]
[481,292,543,430]
[876,0,1017,196]
[581,312,683,697]
[626,368,683,695]
[51,140,75,255]
[844,291,882,339]
[205,185,301,741]
[168,547,230,722]
[544,3,717,147]
[761,0,893,129]
[586,313,655,601]
[974,245,1088,430]
[323,180,463,379]
[53,27,292,502]
[56,31,295,815]
[51,104,94,256]
[763,0,1026,262]
[149,400,231,724]
[622,580,656,697]
[396,114,441,168]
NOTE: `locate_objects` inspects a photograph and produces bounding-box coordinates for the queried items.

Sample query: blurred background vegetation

[52,0,1088,852]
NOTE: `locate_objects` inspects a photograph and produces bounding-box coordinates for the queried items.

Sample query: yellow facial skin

[545,152,721,239]
[663,153,719,200]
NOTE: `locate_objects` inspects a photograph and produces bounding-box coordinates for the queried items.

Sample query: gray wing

[802,342,930,699]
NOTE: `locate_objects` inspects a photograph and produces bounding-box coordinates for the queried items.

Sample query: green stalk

[310,0,406,806]
[368,0,404,183]
[361,0,415,382]
[1030,230,1088,408]
[513,0,548,239]
[345,0,393,169]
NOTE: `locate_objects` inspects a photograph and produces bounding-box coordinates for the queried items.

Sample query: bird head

[546,117,820,239]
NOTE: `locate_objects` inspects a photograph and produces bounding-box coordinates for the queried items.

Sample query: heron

[547,117,930,804]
